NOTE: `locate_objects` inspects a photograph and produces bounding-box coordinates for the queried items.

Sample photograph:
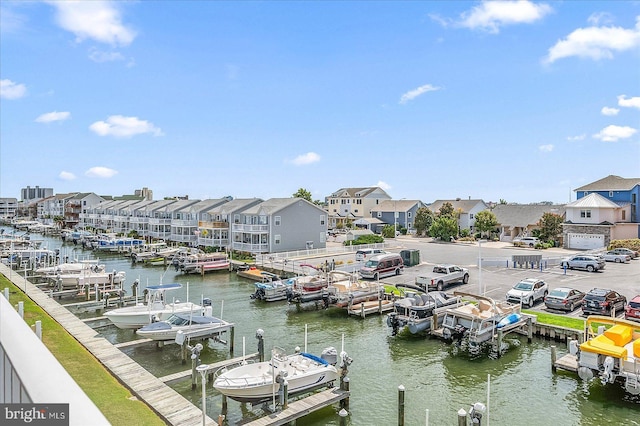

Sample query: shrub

[608,239,640,252]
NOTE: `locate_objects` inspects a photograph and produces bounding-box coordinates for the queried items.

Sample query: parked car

[608,247,639,259]
[601,251,631,263]
[513,236,540,247]
[560,255,605,272]
[624,295,640,322]
[544,287,585,312]
[505,278,548,307]
[581,288,626,316]
[355,248,387,261]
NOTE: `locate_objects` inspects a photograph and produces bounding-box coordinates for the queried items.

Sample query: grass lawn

[1,274,166,426]
[522,309,586,330]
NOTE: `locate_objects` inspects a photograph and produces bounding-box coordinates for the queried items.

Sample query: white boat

[104,283,204,329]
[322,270,384,308]
[250,277,293,302]
[35,260,104,276]
[213,346,341,403]
[135,310,232,342]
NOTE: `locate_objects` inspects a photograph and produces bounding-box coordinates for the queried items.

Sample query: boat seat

[634,339,640,358]
[478,300,492,312]
[580,334,627,358]
[414,295,425,306]
[603,324,633,347]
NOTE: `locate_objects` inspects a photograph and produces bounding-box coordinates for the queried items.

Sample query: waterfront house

[110,199,148,234]
[232,198,327,254]
[370,199,427,233]
[171,197,233,245]
[64,193,105,229]
[492,204,566,242]
[198,198,262,249]
[428,199,489,233]
[148,199,199,241]
[326,187,391,230]
[0,197,18,220]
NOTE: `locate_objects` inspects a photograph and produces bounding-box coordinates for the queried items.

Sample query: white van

[355,248,387,261]
[359,253,403,280]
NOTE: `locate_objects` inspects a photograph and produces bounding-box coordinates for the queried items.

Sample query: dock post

[191,353,197,390]
[496,330,503,358]
[339,408,349,426]
[551,345,557,372]
[281,380,289,410]
[340,377,350,410]
[398,385,405,426]
[221,395,227,415]
[3,288,8,300]
[527,317,533,343]
[17,301,24,319]
[34,321,42,340]
[229,326,235,356]
[256,329,264,362]
[379,297,383,315]
[457,408,467,426]
[361,302,365,319]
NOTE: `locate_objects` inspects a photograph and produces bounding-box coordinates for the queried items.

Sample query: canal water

[7,232,640,425]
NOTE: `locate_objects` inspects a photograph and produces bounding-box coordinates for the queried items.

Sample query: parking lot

[330,237,640,318]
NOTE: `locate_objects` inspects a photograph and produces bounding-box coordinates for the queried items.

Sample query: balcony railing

[232,224,268,232]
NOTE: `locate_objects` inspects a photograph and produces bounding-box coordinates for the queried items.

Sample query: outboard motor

[320,347,338,366]
[202,298,213,307]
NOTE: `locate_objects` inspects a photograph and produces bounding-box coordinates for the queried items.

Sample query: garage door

[568,233,605,250]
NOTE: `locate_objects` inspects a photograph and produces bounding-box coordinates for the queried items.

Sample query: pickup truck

[415,264,470,292]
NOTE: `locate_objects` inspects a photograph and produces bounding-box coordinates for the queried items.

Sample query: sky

[1,1,639,205]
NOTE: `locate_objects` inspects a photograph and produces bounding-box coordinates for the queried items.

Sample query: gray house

[429,199,489,232]
[232,198,327,254]
[197,198,262,249]
[492,204,566,242]
[370,199,427,233]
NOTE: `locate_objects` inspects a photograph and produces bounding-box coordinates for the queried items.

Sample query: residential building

[575,175,640,223]
[428,198,489,232]
[492,204,566,242]
[0,198,18,219]
[149,199,199,241]
[326,187,391,229]
[232,198,327,254]
[368,199,427,233]
[197,198,261,249]
[63,193,105,229]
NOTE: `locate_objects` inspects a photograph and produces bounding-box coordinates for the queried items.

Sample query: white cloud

[587,12,613,26]
[88,48,125,63]
[593,125,637,142]
[618,95,640,109]
[58,171,76,181]
[0,79,26,99]
[538,144,554,152]
[459,1,552,33]
[47,0,136,46]
[291,152,321,166]
[376,181,391,191]
[600,106,619,116]
[544,17,640,63]
[566,134,586,141]
[35,111,71,123]
[85,167,118,178]
[399,84,441,104]
[89,115,163,138]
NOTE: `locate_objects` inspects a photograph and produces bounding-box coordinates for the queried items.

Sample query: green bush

[343,234,384,246]
[608,239,640,252]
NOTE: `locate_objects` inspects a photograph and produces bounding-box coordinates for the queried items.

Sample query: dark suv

[582,288,626,316]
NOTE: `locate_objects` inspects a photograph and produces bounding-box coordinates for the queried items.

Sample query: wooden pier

[347,298,394,318]
[240,388,350,426]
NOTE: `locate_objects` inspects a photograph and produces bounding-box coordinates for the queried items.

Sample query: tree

[537,212,564,242]
[292,188,312,202]
[474,210,498,238]
[381,224,396,238]
[414,207,434,236]
[438,202,455,219]
[429,216,458,241]
[499,199,508,205]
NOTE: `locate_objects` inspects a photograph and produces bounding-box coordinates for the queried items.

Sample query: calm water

[10,232,640,425]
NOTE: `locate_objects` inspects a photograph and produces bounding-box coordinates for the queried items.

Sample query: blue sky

[1,1,638,204]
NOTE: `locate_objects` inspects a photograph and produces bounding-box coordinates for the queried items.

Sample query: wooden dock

[554,353,579,372]
[347,299,394,318]
[240,388,350,426]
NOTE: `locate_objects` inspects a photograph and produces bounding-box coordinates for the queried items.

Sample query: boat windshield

[166,315,191,326]
[514,282,533,291]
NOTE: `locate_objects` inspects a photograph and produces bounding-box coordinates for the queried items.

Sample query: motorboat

[236,265,279,282]
[35,259,104,277]
[286,264,331,303]
[135,306,232,342]
[438,291,523,354]
[104,283,204,329]
[213,346,343,403]
[387,285,465,336]
[572,315,640,395]
[251,277,293,302]
[322,270,383,308]
[180,253,230,274]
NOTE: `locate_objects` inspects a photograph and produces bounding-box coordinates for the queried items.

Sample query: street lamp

[196,364,210,426]
[478,240,487,295]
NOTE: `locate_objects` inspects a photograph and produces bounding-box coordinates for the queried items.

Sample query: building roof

[429,199,488,214]
[566,193,622,209]
[215,198,263,215]
[243,198,314,215]
[575,175,640,192]
[492,204,566,227]
[370,199,424,212]
[329,187,390,198]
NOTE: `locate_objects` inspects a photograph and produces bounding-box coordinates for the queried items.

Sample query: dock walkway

[0,264,217,426]
[240,388,350,426]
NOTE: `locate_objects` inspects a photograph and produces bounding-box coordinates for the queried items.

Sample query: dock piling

[457,408,467,426]
[281,380,289,410]
[340,377,350,410]
[551,345,557,372]
[398,385,405,426]
[256,329,264,362]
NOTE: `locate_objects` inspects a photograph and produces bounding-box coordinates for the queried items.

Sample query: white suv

[355,248,386,261]
[514,237,540,247]
[506,278,549,307]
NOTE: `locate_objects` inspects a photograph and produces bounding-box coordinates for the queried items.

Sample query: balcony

[232,223,268,232]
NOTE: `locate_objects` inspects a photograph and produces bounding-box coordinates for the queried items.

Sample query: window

[275,216,281,226]
[356,199,362,205]
[320,215,325,225]
[274,235,281,244]
[470,214,474,220]
[622,210,626,220]
[377,211,382,218]
[407,211,412,218]
[580,210,591,218]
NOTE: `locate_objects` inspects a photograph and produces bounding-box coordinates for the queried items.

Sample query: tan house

[325,187,391,229]
[492,204,565,242]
